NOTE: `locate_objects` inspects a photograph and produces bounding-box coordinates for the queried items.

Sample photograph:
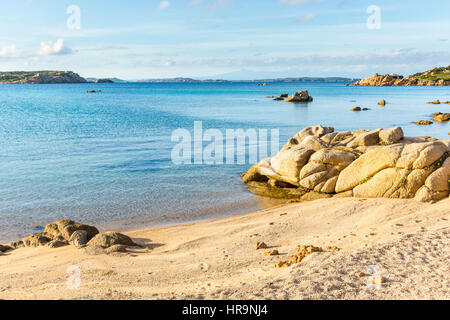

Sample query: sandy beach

[1,196,448,300]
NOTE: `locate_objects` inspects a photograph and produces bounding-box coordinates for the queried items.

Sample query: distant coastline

[3,66,448,85]
[0,70,357,84]
[130,76,358,84]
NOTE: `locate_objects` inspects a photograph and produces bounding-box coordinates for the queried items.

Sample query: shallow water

[0,82,448,241]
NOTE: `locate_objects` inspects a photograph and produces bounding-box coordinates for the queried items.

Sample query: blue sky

[0,0,449,79]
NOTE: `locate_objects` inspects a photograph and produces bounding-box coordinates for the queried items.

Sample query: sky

[0,0,449,80]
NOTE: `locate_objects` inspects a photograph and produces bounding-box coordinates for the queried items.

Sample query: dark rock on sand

[69,230,88,246]
[47,240,68,248]
[44,220,99,242]
[0,244,13,252]
[87,231,137,248]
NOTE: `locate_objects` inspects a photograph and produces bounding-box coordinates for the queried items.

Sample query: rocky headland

[0,71,87,84]
[352,66,450,86]
[242,125,449,203]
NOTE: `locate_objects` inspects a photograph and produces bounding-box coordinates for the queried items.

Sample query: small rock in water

[350,107,361,111]
[284,90,313,103]
[413,120,433,125]
[432,113,450,122]
[273,93,289,101]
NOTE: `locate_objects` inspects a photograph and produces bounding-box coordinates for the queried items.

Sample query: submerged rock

[273,93,289,101]
[414,120,433,125]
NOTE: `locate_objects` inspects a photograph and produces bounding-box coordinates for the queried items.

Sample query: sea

[0,82,448,241]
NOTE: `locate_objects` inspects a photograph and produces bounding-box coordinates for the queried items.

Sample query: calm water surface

[0,82,449,241]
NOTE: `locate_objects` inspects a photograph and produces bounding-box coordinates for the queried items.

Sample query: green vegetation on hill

[0,71,86,84]
[410,66,450,81]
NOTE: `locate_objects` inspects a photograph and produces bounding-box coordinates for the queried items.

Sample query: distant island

[133,77,357,83]
[0,71,87,84]
[3,67,450,86]
[352,66,450,86]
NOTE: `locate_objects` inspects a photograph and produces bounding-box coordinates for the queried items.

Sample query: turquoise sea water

[0,82,449,241]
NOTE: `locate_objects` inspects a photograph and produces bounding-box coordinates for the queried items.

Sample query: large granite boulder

[284,125,334,150]
[335,145,403,193]
[270,146,315,185]
[241,124,449,203]
[396,142,448,169]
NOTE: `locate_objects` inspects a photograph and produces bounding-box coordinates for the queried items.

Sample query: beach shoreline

[1,196,448,300]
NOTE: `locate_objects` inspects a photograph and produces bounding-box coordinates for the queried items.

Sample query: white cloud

[157,1,171,9]
[296,13,316,22]
[279,0,323,5]
[37,38,73,56]
[0,44,22,58]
